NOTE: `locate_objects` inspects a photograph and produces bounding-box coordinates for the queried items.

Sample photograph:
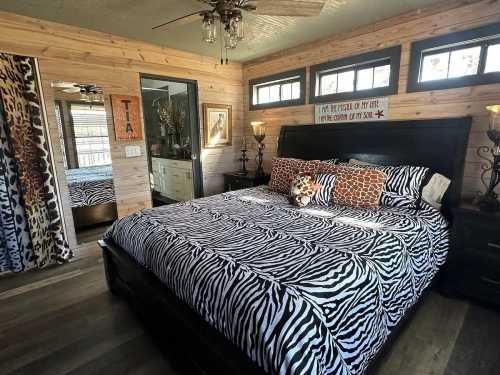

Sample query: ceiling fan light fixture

[231,11,244,41]
[224,30,238,49]
[202,13,218,43]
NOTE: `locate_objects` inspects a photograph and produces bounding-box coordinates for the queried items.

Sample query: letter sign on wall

[111,95,143,141]
[315,97,390,124]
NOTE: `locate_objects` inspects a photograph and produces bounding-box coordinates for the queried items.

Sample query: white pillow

[422,173,451,209]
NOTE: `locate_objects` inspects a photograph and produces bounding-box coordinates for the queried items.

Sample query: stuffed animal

[288,172,321,208]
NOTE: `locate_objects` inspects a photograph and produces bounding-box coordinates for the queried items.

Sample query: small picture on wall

[203,103,232,148]
[111,95,143,141]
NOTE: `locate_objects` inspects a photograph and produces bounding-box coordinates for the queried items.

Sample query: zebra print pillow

[348,159,429,209]
[311,173,336,206]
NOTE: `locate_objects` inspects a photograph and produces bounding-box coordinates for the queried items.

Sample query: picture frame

[203,103,232,148]
[110,94,143,141]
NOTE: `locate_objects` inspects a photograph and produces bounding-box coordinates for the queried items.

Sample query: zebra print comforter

[105,186,450,375]
[66,166,116,208]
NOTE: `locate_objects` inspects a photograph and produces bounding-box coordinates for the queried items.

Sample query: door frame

[139,73,204,200]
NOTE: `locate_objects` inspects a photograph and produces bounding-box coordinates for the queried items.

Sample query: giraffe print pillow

[269,158,320,194]
[317,163,387,209]
[333,166,387,208]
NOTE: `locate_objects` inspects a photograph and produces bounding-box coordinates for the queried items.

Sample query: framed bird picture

[203,103,232,148]
[111,95,143,141]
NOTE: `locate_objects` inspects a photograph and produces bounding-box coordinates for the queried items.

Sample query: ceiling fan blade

[62,87,82,93]
[152,11,203,30]
[250,0,326,17]
[51,81,78,89]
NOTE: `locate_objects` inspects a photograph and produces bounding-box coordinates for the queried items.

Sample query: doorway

[140,75,203,207]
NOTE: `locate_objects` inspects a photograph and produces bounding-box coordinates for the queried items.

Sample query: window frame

[67,101,112,168]
[407,22,500,93]
[249,67,306,111]
[309,45,401,104]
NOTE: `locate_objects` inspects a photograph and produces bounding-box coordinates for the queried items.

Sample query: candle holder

[251,121,266,177]
[238,148,249,175]
[475,105,500,212]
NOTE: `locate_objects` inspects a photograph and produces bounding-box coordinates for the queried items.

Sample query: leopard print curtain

[0,53,70,271]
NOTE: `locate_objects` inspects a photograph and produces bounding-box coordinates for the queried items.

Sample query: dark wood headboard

[277,117,472,218]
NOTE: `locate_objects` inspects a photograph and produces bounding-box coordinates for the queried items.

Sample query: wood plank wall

[0,11,244,249]
[243,0,500,199]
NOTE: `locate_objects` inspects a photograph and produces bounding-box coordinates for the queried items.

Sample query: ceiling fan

[152,0,327,64]
[51,82,104,102]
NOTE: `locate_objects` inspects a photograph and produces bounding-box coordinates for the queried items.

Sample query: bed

[65,165,117,229]
[99,117,471,375]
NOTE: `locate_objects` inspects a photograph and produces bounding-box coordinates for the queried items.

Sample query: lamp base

[476,194,500,213]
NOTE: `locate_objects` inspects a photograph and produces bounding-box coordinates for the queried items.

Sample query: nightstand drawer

[454,252,500,305]
[461,220,500,253]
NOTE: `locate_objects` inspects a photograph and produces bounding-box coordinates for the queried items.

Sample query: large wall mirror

[51,81,117,245]
[140,75,203,207]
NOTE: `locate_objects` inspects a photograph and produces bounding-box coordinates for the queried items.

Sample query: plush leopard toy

[288,172,321,208]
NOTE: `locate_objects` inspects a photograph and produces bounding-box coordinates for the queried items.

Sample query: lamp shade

[487,105,500,131]
[251,121,266,143]
[251,121,266,135]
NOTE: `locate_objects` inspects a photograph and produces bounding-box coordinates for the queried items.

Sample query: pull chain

[219,21,224,65]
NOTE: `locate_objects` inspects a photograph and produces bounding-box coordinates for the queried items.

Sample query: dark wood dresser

[223,171,270,192]
[443,203,500,307]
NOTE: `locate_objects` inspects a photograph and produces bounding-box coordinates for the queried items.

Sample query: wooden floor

[75,224,110,245]
[1,246,499,375]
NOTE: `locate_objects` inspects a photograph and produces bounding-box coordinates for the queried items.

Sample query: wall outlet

[125,145,142,158]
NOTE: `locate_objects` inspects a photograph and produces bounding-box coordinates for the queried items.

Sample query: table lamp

[251,121,266,176]
[476,105,500,212]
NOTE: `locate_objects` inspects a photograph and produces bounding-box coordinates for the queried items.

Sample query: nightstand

[443,203,500,307]
[223,171,270,192]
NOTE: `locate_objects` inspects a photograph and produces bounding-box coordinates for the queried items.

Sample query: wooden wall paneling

[243,0,500,199]
[0,10,244,251]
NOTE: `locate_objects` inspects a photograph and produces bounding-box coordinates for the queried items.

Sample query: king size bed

[99,117,471,375]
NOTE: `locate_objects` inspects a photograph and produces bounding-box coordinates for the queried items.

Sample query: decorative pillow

[317,161,341,175]
[321,158,339,165]
[332,166,387,209]
[288,172,321,208]
[422,173,451,209]
[348,159,429,209]
[269,157,320,194]
[311,173,337,206]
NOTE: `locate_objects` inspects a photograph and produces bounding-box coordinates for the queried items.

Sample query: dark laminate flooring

[76,224,110,245]
[1,247,499,375]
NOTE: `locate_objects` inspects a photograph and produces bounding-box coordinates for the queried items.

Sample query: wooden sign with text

[315,97,389,124]
[111,95,143,141]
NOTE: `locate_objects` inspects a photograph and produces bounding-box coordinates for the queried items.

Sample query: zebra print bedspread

[66,166,115,208]
[105,186,450,375]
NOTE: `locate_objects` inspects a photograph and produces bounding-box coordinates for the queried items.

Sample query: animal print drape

[0,53,70,272]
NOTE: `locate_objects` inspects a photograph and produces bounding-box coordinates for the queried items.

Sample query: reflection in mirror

[140,77,197,207]
[51,81,117,245]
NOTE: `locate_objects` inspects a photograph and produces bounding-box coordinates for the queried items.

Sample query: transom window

[310,46,401,104]
[70,103,111,167]
[249,68,306,110]
[408,22,500,92]
[255,79,301,105]
[318,61,391,96]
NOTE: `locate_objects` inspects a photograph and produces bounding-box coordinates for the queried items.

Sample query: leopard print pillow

[331,165,387,209]
[288,172,321,208]
[269,158,320,194]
